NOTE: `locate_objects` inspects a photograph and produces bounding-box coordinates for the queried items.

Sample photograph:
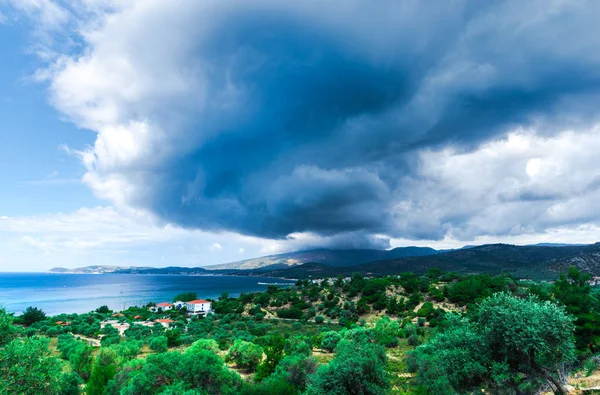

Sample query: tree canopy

[411,292,575,394]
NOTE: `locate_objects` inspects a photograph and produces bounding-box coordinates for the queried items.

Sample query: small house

[149,302,173,313]
[154,318,175,328]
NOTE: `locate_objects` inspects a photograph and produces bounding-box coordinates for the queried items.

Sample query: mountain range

[202,246,441,270]
[49,242,600,280]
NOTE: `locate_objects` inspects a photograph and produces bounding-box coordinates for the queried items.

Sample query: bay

[0,273,295,315]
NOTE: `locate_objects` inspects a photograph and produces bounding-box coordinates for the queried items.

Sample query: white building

[149,302,173,312]
[173,300,185,309]
[186,299,212,316]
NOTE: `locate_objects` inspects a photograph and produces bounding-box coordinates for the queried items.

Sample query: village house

[154,318,175,328]
[100,319,130,335]
[186,299,212,316]
[173,300,185,309]
[132,320,156,328]
[149,302,173,312]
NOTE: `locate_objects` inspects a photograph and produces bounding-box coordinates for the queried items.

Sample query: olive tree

[305,338,390,395]
[411,293,575,395]
[227,339,264,371]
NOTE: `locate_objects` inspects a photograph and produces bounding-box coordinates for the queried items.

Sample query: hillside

[257,243,600,280]
[203,246,440,271]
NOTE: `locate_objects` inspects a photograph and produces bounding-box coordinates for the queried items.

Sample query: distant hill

[48,265,150,274]
[203,246,441,271]
[254,243,600,280]
[49,265,206,275]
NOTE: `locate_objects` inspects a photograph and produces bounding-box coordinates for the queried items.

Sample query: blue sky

[0,19,96,214]
[2,1,600,271]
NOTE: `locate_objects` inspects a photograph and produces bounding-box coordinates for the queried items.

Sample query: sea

[0,273,296,315]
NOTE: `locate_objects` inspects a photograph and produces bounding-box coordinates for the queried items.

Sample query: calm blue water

[0,273,295,315]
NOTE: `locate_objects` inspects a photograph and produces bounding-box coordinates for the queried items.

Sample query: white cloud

[0,206,271,270]
[209,242,223,251]
[393,126,600,241]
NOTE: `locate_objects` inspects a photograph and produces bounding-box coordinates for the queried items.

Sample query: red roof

[134,315,142,319]
[187,299,209,304]
[154,319,175,323]
[156,302,172,307]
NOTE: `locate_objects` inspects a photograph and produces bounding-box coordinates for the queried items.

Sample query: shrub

[149,336,168,353]
[320,331,341,352]
[227,340,264,371]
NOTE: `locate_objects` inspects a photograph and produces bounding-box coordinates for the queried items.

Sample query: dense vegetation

[2,267,600,394]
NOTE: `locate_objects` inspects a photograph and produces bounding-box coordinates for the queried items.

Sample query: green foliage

[320,331,341,352]
[256,333,285,381]
[101,324,120,347]
[446,274,511,306]
[186,338,220,354]
[411,293,576,394]
[305,338,390,395]
[0,308,16,346]
[21,306,47,326]
[96,305,111,314]
[314,315,325,324]
[165,328,182,347]
[409,315,489,394]
[149,336,168,353]
[110,349,243,394]
[374,316,402,348]
[57,334,93,380]
[277,308,303,320]
[227,339,264,371]
[552,266,600,353]
[0,337,72,395]
[87,348,120,395]
[173,292,198,302]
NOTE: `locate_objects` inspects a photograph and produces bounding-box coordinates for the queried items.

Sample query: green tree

[320,331,341,352]
[21,306,47,326]
[478,292,575,394]
[173,292,198,302]
[0,308,16,346]
[227,340,264,371]
[186,339,220,354]
[0,337,69,394]
[409,315,489,394]
[96,305,111,314]
[552,266,600,353]
[373,316,402,348]
[149,336,168,353]
[57,334,94,380]
[256,333,285,381]
[113,349,242,394]
[305,338,390,395]
[87,348,120,395]
[411,293,575,394]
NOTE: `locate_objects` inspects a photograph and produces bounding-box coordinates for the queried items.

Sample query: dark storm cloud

[49,0,600,245]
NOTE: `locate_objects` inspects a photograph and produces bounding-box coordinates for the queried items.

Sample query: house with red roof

[186,299,212,316]
[154,318,175,328]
